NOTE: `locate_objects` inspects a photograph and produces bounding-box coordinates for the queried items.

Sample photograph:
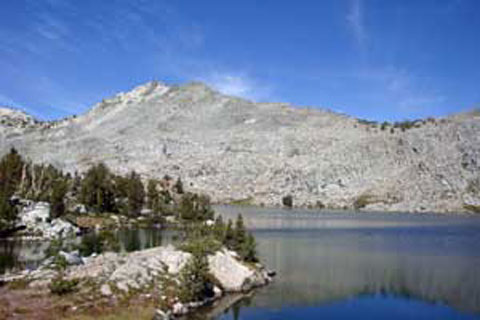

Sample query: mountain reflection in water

[215,206,480,319]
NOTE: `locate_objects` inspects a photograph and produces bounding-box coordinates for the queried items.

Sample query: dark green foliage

[238,233,258,262]
[0,193,17,229]
[52,254,69,271]
[50,178,68,218]
[179,193,214,221]
[282,195,293,208]
[0,149,24,227]
[353,194,375,210]
[463,204,480,213]
[315,200,325,209]
[232,215,257,262]
[0,147,24,197]
[233,215,247,251]
[178,253,213,303]
[45,239,63,257]
[213,215,225,240]
[179,233,222,256]
[49,275,79,295]
[146,179,158,210]
[80,163,116,213]
[223,219,235,249]
[126,171,145,217]
[174,177,184,194]
[180,214,258,263]
[78,230,120,256]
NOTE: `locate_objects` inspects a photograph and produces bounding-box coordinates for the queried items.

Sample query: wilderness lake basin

[212,205,480,320]
[1,206,480,319]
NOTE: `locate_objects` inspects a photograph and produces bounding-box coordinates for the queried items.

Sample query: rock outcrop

[208,250,269,292]
[18,202,79,239]
[1,245,273,317]
[1,81,480,213]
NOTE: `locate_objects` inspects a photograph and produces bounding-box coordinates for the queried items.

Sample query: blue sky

[0,0,479,121]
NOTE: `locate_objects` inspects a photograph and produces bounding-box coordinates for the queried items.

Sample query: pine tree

[239,233,258,262]
[234,214,247,251]
[213,215,225,241]
[80,163,115,213]
[50,178,68,218]
[174,177,184,194]
[146,179,158,210]
[178,253,212,302]
[224,219,235,249]
[0,147,25,197]
[126,171,145,217]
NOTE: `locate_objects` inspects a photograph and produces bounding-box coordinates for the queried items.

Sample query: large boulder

[18,202,79,239]
[20,202,50,226]
[208,249,268,292]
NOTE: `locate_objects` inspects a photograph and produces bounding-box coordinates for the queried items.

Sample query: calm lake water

[213,206,480,320]
[0,229,176,274]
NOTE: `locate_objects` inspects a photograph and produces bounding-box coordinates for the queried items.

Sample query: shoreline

[0,245,274,320]
[215,203,480,216]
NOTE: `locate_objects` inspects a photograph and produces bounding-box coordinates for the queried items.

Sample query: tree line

[0,148,214,230]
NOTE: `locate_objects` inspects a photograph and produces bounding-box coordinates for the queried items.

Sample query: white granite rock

[18,202,79,239]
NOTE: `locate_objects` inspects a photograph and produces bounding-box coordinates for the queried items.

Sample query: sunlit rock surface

[18,202,79,239]
[1,81,480,212]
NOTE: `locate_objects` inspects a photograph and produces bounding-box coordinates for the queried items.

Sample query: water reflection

[0,228,177,274]
[218,294,480,320]
[215,206,480,318]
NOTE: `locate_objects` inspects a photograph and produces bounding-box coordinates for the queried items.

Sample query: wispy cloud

[197,72,274,101]
[346,0,367,47]
[361,67,445,117]
[0,0,274,118]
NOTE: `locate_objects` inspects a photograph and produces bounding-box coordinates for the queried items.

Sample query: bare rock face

[208,249,268,292]
[1,82,480,213]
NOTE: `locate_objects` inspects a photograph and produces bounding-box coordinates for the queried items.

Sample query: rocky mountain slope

[1,81,479,213]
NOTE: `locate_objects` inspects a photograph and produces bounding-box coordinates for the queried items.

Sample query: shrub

[49,276,79,295]
[463,204,480,213]
[179,235,222,256]
[178,253,213,303]
[315,200,325,209]
[282,195,293,208]
[179,193,214,221]
[174,177,184,194]
[237,233,258,263]
[353,194,375,210]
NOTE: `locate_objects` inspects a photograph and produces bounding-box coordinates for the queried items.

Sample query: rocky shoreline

[0,245,274,319]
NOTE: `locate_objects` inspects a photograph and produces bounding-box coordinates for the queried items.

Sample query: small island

[0,148,274,319]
